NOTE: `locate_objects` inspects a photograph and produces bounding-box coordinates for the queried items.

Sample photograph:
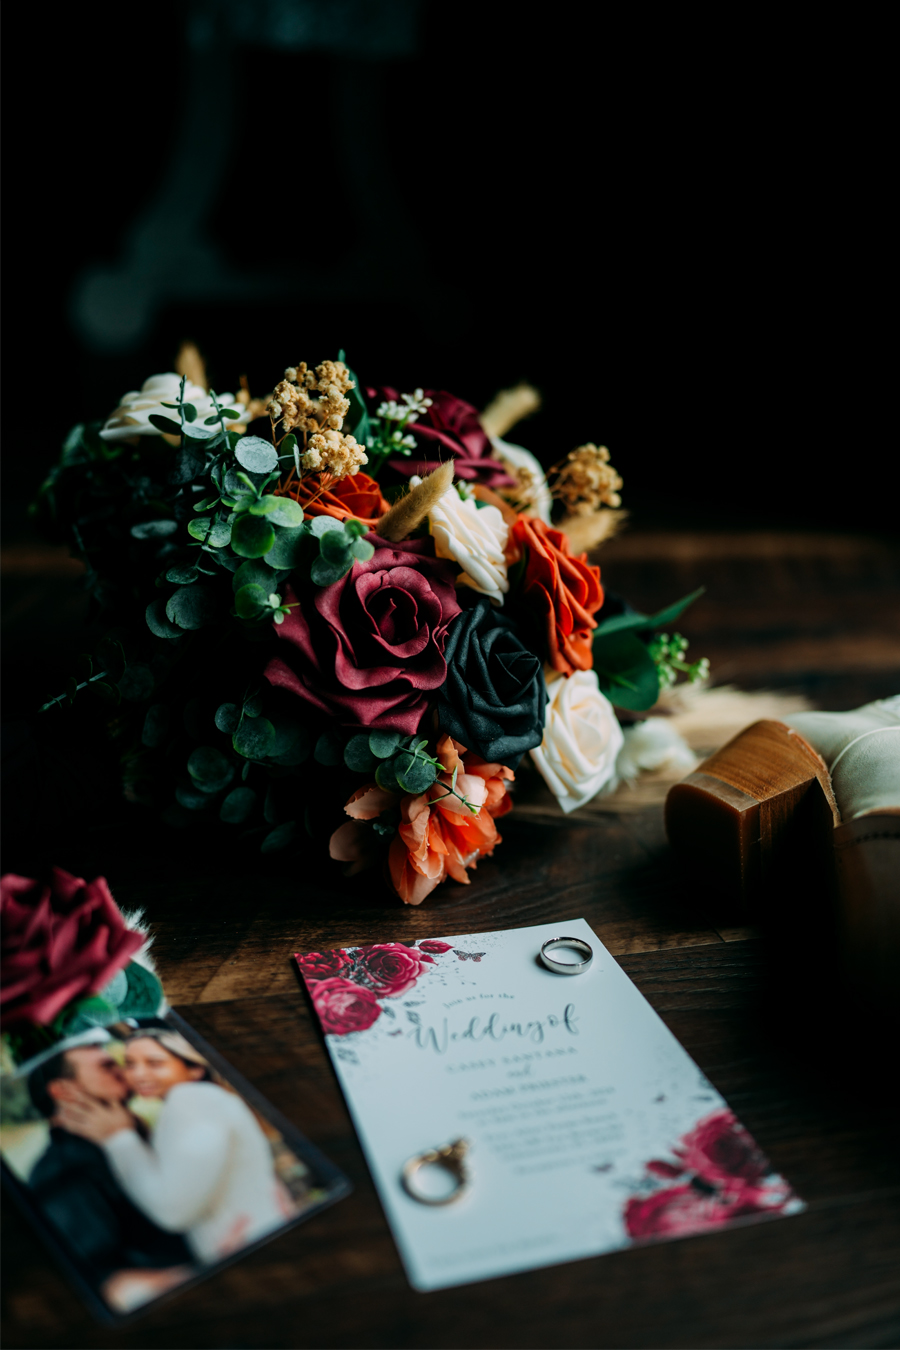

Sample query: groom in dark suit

[27,1042,193,1311]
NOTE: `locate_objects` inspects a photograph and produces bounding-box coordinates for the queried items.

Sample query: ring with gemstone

[401,1138,471,1206]
[539,936,593,975]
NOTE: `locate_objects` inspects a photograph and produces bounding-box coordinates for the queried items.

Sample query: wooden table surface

[2,528,899,1349]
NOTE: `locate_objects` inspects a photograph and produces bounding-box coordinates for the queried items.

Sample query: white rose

[100,373,251,442]
[490,435,553,524]
[428,485,509,606]
[530,670,624,812]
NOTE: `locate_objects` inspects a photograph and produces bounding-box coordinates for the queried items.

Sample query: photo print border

[0,1009,351,1324]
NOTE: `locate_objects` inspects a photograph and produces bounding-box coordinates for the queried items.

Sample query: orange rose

[388,794,450,906]
[276,471,389,523]
[508,515,604,676]
[388,738,512,904]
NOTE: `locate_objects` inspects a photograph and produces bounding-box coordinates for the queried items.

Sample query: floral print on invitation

[297,940,467,1037]
[623,1109,796,1240]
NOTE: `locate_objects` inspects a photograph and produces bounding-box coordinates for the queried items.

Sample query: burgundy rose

[310,977,381,1036]
[296,949,352,984]
[1,869,144,1029]
[418,940,453,954]
[356,942,434,997]
[265,535,461,735]
[368,387,514,488]
[674,1110,769,1191]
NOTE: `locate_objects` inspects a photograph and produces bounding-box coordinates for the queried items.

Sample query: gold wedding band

[401,1138,471,1206]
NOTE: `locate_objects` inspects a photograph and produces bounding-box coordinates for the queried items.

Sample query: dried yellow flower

[548,443,623,515]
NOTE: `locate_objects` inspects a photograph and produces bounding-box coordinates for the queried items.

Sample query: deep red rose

[674,1110,770,1191]
[295,949,353,984]
[265,535,461,734]
[0,869,144,1029]
[418,940,453,954]
[367,387,514,488]
[355,942,434,997]
[508,515,604,675]
[310,977,382,1035]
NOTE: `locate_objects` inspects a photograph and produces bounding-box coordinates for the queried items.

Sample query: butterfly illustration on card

[453,949,485,962]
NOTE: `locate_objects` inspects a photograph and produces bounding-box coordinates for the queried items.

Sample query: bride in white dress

[55,1029,294,1264]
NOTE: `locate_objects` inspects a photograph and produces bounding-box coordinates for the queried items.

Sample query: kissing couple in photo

[29,1024,296,1311]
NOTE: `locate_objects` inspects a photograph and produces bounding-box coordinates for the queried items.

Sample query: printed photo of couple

[0,1017,324,1315]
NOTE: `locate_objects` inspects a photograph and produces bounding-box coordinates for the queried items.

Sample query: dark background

[3,0,893,537]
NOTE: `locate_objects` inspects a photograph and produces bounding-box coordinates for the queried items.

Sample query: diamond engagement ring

[401,1138,471,1206]
[539,936,593,975]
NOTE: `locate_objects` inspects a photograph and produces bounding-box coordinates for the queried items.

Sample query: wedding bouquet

[34,354,707,905]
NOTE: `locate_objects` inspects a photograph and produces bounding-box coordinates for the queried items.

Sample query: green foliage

[648,633,710,691]
[165,584,219,630]
[261,820,297,853]
[592,630,660,710]
[188,745,235,793]
[50,959,164,1039]
[219,786,257,823]
[235,436,279,475]
[233,716,276,759]
[592,589,708,709]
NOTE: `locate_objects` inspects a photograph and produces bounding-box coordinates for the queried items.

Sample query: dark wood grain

[3,529,899,1350]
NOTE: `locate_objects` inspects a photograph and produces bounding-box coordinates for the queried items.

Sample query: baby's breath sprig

[366,389,432,477]
[649,632,710,691]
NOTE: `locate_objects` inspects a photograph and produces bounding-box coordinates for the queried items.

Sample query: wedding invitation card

[296,919,803,1291]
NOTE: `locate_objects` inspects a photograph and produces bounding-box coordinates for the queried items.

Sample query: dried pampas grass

[480,383,541,439]
[174,341,208,391]
[559,509,628,556]
[375,461,455,542]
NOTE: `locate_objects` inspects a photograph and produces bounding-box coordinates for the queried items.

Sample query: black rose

[436,597,547,769]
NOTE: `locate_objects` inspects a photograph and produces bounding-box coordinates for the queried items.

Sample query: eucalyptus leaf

[268,497,306,528]
[309,515,344,537]
[235,583,269,618]
[231,513,276,558]
[350,536,375,562]
[146,599,182,638]
[142,703,170,747]
[166,584,219,630]
[233,717,276,759]
[394,753,437,795]
[188,745,235,793]
[261,820,297,853]
[235,436,279,475]
[264,525,308,569]
[117,663,154,701]
[233,560,277,594]
[176,780,214,810]
[98,968,128,1007]
[166,563,199,585]
[219,786,257,824]
[215,702,241,735]
[117,961,164,1018]
[310,555,352,587]
[344,734,378,773]
[375,758,402,792]
[182,403,197,422]
[319,529,353,563]
[148,414,183,435]
[131,519,178,540]
[369,730,402,758]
